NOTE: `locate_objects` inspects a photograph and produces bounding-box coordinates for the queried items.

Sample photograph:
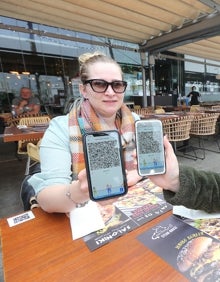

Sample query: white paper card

[7,211,35,227]
[173,205,220,220]
[70,200,105,240]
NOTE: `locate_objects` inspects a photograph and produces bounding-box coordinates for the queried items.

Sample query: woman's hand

[77,169,119,206]
[76,169,90,203]
[148,135,180,193]
[126,169,142,187]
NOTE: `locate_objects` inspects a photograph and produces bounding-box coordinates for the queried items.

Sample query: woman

[28,52,141,213]
[149,136,220,213]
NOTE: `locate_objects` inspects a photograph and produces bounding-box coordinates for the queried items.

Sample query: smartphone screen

[83,130,128,201]
[135,119,166,176]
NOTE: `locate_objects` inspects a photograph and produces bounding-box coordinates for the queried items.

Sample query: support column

[149,54,155,107]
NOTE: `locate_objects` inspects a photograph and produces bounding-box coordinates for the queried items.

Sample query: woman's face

[80,62,125,118]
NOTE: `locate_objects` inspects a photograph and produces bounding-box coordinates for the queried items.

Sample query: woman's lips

[103,100,117,104]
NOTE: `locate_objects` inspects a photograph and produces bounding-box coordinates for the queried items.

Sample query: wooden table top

[142,111,207,120]
[3,126,45,142]
[142,112,183,120]
[0,208,187,281]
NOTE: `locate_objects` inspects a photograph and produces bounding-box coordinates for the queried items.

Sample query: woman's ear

[79,84,88,99]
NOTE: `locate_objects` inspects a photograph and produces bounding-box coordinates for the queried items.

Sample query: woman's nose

[105,85,115,95]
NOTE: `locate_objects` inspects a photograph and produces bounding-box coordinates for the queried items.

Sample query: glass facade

[1,15,220,113]
[184,55,220,103]
[0,16,142,113]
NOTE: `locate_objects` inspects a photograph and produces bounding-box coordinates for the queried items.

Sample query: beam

[140,12,220,53]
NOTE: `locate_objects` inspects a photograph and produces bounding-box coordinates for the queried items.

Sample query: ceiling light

[10,71,19,75]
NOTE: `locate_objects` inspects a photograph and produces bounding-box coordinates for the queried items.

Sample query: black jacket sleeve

[163,165,220,213]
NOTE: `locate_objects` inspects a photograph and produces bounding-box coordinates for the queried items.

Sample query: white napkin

[173,205,220,220]
[70,200,105,240]
[17,125,27,129]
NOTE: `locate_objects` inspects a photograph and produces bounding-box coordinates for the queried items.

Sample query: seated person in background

[187,86,201,106]
[148,136,220,213]
[12,87,41,116]
[28,51,141,213]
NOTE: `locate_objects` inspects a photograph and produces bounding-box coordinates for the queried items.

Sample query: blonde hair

[78,51,122,83]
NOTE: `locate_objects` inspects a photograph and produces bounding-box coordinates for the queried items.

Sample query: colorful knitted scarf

[69,98,135,179]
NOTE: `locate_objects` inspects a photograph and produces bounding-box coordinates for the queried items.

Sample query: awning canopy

[1,0,220,61]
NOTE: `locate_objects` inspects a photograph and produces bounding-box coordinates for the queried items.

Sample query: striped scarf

[69,98,135,180]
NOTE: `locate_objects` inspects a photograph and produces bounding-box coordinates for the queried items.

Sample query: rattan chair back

[27,140,41,162]
[190,105,204,112]
[190,113,219,136]
[25,140,41,175]
[19,115,50,126]
[17,115,50,155]
[132,107,154,116]
[211,105,220,111]
[162,115,193,142]
[154,108,165,114]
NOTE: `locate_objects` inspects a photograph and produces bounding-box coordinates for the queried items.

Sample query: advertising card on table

[137,215,220,281]
[84,179,172,251]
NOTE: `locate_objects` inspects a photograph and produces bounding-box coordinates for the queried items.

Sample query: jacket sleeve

[163,165,220,213]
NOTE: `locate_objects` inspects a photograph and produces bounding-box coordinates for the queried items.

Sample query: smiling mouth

[103,100,117,103]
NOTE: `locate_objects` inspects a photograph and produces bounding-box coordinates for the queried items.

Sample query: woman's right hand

[76,169,90,203]
[77,169,119,206]
[148,135,180,193]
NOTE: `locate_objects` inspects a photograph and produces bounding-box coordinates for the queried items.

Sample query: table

[0,208,187,281]
[204,109,220,118]
[142,113,181,121]
[3,126,45,142]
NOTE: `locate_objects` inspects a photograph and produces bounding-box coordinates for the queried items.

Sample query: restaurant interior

[1,0,220,281]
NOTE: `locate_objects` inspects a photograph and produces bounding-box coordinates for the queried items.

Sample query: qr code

[87,140,120,170]
[13,213,30,224]
[137,131,161,154]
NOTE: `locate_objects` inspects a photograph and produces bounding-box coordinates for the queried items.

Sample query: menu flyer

[137,215,220,281]
[181,217,220,241]
[83,179,172,251]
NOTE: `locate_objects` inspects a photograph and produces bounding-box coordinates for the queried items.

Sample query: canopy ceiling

[1,0,220,61]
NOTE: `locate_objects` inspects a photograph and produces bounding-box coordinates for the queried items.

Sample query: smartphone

[135,119,166,176]
[83,130,128,201]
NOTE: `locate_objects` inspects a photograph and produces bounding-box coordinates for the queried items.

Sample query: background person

[12,87,41,116]
[187,86,201,106]
[27,52,141,213]
[148,136,220,213]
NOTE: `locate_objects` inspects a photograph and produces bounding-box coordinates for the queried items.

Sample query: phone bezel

[82,130,128,201]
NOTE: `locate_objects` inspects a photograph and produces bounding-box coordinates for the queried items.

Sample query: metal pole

[149,54,155,108]
[140,52,147,107]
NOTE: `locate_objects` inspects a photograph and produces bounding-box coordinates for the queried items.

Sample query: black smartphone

[135,119,166,176]
[83,130,128,201]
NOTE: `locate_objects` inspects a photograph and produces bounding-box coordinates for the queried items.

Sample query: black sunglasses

[84,79,127,93]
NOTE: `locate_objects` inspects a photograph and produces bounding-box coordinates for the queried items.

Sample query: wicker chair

[211,105,220,110]
[17,115,50,155]
[189,113,220,159]
[190,105,204,112]
[7,113,48,127]
[154,108,165,114]
[132,107,154,116]
[25,140,41,175]
[162,115,195,158]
